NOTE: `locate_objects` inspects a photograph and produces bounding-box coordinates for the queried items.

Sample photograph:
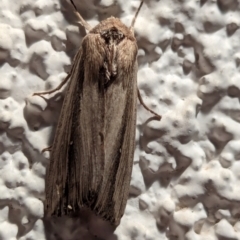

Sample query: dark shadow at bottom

[43,208,118,240]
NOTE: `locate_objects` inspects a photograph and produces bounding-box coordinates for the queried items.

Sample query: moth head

[90,17,136,42]
[100,27,125,45]
[70,0,144,37]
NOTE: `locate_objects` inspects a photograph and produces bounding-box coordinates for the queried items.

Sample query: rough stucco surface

[0,0,240,239]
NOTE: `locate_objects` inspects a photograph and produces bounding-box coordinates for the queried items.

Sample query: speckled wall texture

[0,0,240,239]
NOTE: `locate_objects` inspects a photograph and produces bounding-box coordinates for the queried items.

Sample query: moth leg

[137,88,162,120]
[42,146,52,153]
[33,74,71,96]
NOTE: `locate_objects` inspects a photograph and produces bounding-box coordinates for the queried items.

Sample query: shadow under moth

[33,0,161,226]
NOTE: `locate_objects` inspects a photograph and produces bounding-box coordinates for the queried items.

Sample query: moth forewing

[33,0,161,226]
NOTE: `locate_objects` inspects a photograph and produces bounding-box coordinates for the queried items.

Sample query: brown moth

[33,0,161,226]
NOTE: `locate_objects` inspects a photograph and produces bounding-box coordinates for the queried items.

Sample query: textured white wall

[0,0,240,239]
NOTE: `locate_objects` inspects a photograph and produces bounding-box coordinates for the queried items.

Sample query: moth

[33,0,161,226]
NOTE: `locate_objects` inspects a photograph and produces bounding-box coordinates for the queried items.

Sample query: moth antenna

[70,0,92,31]
[130,0,144,31]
